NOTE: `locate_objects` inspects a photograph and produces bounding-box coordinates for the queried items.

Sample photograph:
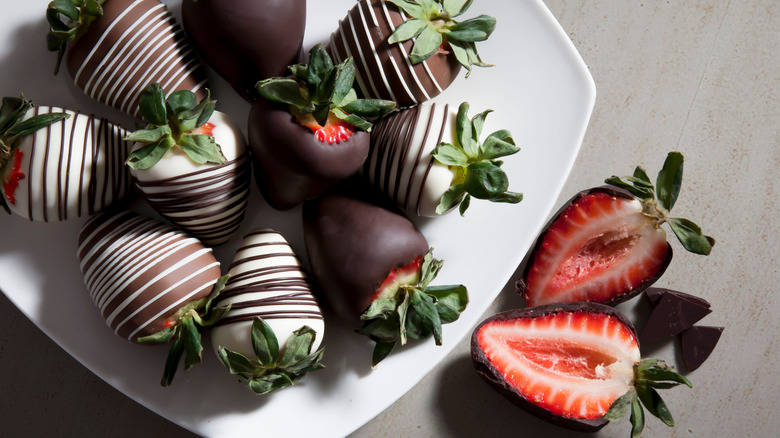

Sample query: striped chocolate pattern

[69,0,208,119]
[3,106,133,222]
[328,0,459,107]
[363,102,457,217]
[77,211,221,342]
[211,229,324,358]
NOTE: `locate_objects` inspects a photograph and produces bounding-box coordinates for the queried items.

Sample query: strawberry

[328,0,495,107]
[125,83,251,246]
[182,0,306,101]
[210,229,325,395]
[46,0,208,118]
[365,101,522,216]
[472,302,693,435]
[0,95,134,221]
[77,210,229,386]
[250,44,396,210]
[302,182,467,366]
[519,152,715,307]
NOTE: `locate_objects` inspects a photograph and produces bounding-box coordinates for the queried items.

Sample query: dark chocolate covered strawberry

[472,302,692,435]
[182,0,306,101]
[125,83,251,246]
[250,44,395,210]
[46,0,208,118]
[0,95,134,221]
[211,229,325,395]
[519,152,715,307]
[302,182,467,366]
[364,101,522,216]
[328,0,495,107]
[78,210,229,386]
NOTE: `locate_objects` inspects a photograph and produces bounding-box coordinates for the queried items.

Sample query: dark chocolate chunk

[645,287,711,309]
[640,291,712,343]
[681,325,724,371]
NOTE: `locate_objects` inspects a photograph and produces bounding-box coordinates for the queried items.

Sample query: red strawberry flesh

[522,188,671,306]
[371,255,423,302]
[297,112,355,145]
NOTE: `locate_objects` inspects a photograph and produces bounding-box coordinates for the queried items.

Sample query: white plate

[0,1,594,437]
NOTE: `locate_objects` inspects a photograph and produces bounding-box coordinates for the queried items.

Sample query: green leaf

[406,290,442,344]
[126,137,175,170]
[443,0,474,17]
[386,0,424,18]
[50,0,80,20]
[630,396,645,438]
[307,44,334,90]
[358,316,400,343]
[136,326,176,344]
[489,190,523,204]
[256,78,308,108]
[637,386,675,427]
[331,108,374,132]
[388,18,427,44]
[446,15,496,42]
[604,390,636,421]
[426,284,468,322]
[161,329,184,387]
[371,341,396,368]
[181,316,203,370]
[640,365,693,388]
[458,194,471,215]
[362,298,399,320]
[218,347,259,375]
[633,165,652,186]
[436,183,467,215]
[123,125,170,143]
[166,90,197,117]
[432,142,469,167]
[178,134,227,165]
[0,96,29,133]
[605,175,655,201]
[340,98,396,118]
[455,102,478,157]
[396,292,412,345]
[251,317,280,366]
[667,217,715,255]
[464,161,509,199]
[139,83,168,126]
[279,326,318,367]
[331,58,356,106]
[417,249,442,289]
[288,64,308,81]
[470,109,491,140]
[409,25,443,64]
[5,112,70,145]
[656,151,684,212]
[481,130,519,160]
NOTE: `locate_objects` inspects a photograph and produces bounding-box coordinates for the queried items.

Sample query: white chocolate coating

[1,106,133,222]
[211,229,325,359]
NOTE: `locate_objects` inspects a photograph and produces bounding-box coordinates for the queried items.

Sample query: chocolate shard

[640,291,713,343]
[681,325,724,371]
[645,287,711,309]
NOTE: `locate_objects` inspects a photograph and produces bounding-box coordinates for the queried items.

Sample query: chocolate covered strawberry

[302,182,467,366]
[46,0,208,118]
[125,83,251,246]
[472,302,692,435]
[210,229,325,395]
[328,0,495,107]
[250,44,395,210]
[0,95,134,221]
[365,101,522,217]
[519,152,715,307]
[182,0,306,101]
[78,210,229,386]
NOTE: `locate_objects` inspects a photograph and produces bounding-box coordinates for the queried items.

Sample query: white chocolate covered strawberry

[0,96,133,221]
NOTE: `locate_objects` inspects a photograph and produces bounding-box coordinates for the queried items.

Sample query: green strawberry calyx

[217,317,326,395]
[605,151,716,255]
[46,0,108,75]
[125,83,227,170]
[387,0,496,76]
[431,102,522,216]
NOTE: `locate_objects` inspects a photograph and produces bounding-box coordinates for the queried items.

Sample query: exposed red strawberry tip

[371,255,424,302]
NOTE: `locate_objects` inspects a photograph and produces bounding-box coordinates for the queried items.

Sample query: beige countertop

[1,1,777,437]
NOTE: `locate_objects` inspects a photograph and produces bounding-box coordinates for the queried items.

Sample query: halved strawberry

[472,302,692,435]
[249,44,396,210]
[519,152,715,307]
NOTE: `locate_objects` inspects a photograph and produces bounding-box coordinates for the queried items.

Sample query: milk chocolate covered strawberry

[302,182,467,366]
[211,229,325,395]
[182,0,306,101]
[250,45,395,210]
[0,95,133,221]
[328,0,495,106]
[78,210,228,385]
[46,0,208,118]
[126,83,251,246]
[365,101,522,216]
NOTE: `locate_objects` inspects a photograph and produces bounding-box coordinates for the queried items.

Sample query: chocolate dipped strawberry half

[182,0,306,101]
[472,302,692,436]
[519,152,715,307]
[125,83,251,246]
[302,182,467,366]
[328,0,495,107]
[211,229,325,395]
[0,95,134,221]
[46,0,208,118]
[365,100,522,217]
[78,210,230,386]
[249,44,396,210]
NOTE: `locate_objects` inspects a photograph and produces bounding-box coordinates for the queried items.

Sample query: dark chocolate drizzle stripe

[73,0,207,118]
[78,211,220,340]
[415,103,450,216]
[133,153,251,245]
[19,107,132,222]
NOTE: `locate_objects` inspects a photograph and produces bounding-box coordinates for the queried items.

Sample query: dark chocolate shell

[247,98,370,210]
[65,0,208,118]
[182,0,306,101]
[328,0,461,107]
[77,210,221,342]
[302,182,429,320]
